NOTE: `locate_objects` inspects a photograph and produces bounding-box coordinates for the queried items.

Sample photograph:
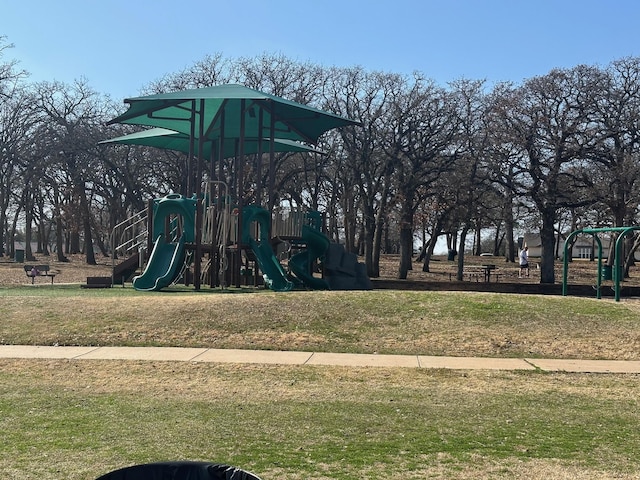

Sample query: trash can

[14,249,24,263]
[447,249,457,261]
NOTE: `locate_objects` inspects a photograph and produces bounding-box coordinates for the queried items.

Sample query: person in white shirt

[519,246,529,277]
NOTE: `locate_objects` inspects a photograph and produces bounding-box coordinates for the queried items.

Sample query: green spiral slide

[242,205,294,292]
[289,225,330,290]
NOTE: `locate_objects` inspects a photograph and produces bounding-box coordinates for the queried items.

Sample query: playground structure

[563,226,640,302]
[104,85,371,292]
[109,186,372,292]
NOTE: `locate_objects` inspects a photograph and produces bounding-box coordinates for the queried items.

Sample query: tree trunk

[37,205,51,256]
[422,213,447,272]
[474,223,482,256]
[0,188,8,257]
[10,205,21,259]
[503,193,516,262]
[69,231,81,254]
[504,216,515,263]
[421,231,441,273]
[623,233,640,277]
[456,227,470,281]
[539,210,557,284]
[24,200,36,262]
[326,184,340,242]
[357,221,365,256]
[341,191,357,253]
[73,179,96,265]
[370,206,387,278]
[363,213,375,275]
[53,186,68,262]
[94,234,109,257]
[397,198,414,279]
[343,212,356,253]
[447,231,458,251]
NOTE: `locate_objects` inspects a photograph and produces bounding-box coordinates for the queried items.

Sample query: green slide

[132,234,186,291]
[243,206,294,292]
[133,194,196,291]
[289,225,330,290]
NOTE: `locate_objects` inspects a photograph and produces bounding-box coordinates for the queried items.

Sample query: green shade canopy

[99,128,326,158]
[107,84,358,144]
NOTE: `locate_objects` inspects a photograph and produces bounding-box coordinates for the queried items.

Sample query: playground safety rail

[110,209,148,261]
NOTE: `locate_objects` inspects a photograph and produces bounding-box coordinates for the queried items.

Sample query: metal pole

[194,99,205,290]
[187,99,196,196]
[235,99,246,288]
[268,103,276,211]
[562,230,581,297]
[256,108,264,206]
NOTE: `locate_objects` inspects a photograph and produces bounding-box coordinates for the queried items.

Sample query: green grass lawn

[1,287,640,479]
[2,361,639,479]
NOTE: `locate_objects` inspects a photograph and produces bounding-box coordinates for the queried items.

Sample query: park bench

[24,264,57,284]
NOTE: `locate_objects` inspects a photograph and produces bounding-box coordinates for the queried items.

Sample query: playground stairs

[112,252,140,284]
[82,253,140,289]
[82,276,113,289]
[87,208,149,289]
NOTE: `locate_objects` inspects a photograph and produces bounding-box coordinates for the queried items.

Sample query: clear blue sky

[3,0,640,101]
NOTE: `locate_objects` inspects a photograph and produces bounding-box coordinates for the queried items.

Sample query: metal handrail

[110,209,149,285]
[110,210,148,257]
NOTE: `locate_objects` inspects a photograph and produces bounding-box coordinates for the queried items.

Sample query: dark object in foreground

[95,461,261,480]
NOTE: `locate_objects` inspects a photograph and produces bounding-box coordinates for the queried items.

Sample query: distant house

[519,233,612,260]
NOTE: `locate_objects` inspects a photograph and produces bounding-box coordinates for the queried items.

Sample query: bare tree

[322,67,401,276]
[493,67,600,283]
[0,37,31,257]
[587,58,640,271]
[485,82,532,263]
[384,76,460,279]
[444,79,495,279]
[34,79,111,264]
[0,85,41,257]
[0,36,27,99]
[142,52,234,94]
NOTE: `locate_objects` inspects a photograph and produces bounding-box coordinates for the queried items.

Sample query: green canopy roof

[100,128,325,158]
[107,84,358,144]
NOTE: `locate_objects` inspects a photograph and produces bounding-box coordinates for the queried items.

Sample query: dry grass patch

[0,288,640,360]
[2,288,640,359]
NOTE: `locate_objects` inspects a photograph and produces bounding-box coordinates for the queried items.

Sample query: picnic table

[480,264,497,282]
[451,264,500,282]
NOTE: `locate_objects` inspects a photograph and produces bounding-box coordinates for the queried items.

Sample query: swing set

[562,226,640,302]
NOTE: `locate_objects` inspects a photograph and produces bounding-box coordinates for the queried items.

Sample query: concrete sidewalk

[2,345,640,374]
